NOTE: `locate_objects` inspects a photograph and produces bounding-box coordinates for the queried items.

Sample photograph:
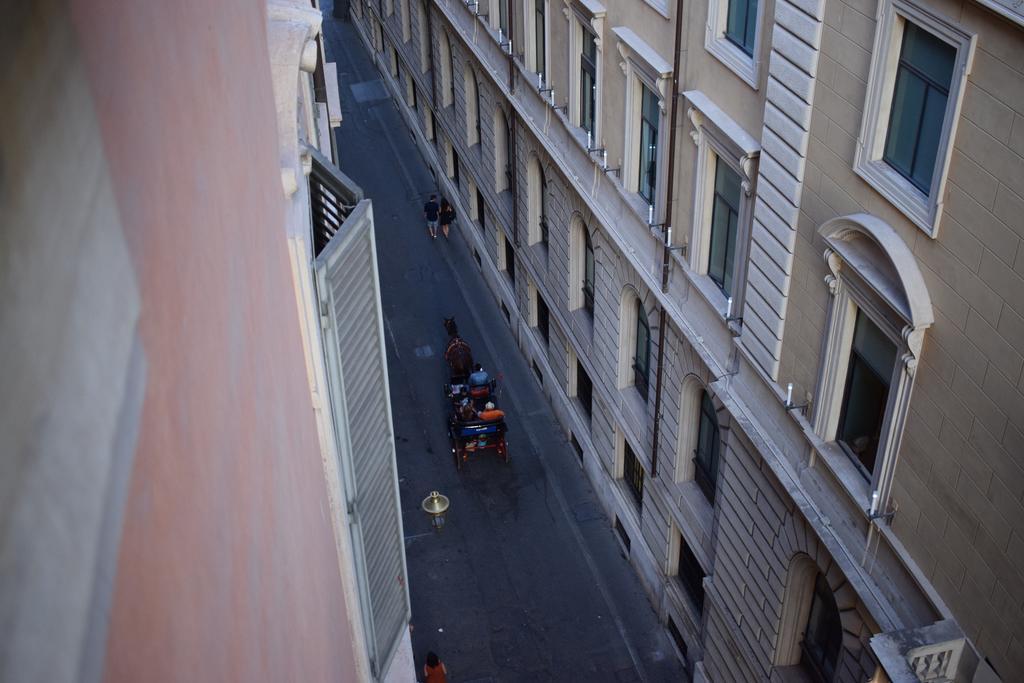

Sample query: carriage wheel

[452,442,463,470]
[500,437,510,463]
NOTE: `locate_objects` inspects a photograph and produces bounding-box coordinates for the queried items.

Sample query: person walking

[424,194,440,239]
[423,651,447,683]
[439,198,456,239]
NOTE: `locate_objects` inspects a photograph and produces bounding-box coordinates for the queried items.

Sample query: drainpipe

[510,110,520,247]
[427,2,437,107]
[506,0,516,94]
[649,0,685,479]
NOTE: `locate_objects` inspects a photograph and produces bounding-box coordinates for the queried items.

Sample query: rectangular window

[452,148,460,187]
[667,617,689,665]
[882,23,955,193]
[580,30,597,135]
[725,0,758,56]
[623,442,644,509]
[411,83,418,110]
[638,84,659,204]
[535,0,546,79]
[498,0,509,37]
[837,310,896,477]
[537,294,550,345]
[504,238,515,285]
[615,517,631,551]
[571,433,584,461]
[476,188,486,231]
[707,158,741,297]
[577,359,593,420]
[676,536,706,615]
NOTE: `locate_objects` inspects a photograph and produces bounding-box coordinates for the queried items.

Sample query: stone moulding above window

[853,0,975,238]
[811,214,933,511]
[612,26,673,98]
[705,0,765,88]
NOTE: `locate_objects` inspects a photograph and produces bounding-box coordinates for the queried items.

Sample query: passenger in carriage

[458,399,478,422]
[478,402,504,422]
[468,363,492,400]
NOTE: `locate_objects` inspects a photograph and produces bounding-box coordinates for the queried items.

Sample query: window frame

[633,300,651,401]
[812,215,933,514]
[526,0,548,79]
[580,28,598,136]
[853,0,975,238]
[567,5,605,144]
[684,90,759,321]
[465,68,481,146]
[674,533,707,615]
[693,390,720,504]
[705,0,764,88]
[440,33,455,107]
[614,28,672,209]
[622,441,645,510]
[569,216,596,317]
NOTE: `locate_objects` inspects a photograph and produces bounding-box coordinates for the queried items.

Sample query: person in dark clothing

[439,198,456,239]
[424,194,440,239]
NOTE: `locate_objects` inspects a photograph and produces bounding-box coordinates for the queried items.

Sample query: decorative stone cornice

[267,0,323,196]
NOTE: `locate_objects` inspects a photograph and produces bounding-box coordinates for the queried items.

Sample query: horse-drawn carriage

[443,317,509,470]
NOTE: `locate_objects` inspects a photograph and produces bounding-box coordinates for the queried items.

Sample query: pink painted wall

[69,1,358,680]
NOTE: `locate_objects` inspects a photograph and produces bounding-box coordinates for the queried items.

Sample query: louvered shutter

[315,199,409,680]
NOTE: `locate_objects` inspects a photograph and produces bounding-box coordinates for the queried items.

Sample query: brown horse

[443,317,474,380]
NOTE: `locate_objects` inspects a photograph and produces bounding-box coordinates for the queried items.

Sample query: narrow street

[324,8,685,681]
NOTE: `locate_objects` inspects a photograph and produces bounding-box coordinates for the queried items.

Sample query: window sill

[641,0,671,19]
[676,480,715,537]
[805,433,873,518]
[704,34,760,90]
[687,271,732,326]
[772,665,815,683]
[852,158,939,237]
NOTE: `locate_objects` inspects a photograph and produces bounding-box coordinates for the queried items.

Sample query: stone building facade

[351,0,1023,677]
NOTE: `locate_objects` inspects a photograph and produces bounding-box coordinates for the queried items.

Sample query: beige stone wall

[361,0,1024,675]
[775,0,1024,670]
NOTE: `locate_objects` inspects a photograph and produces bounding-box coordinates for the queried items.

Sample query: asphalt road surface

[324,8,686,681]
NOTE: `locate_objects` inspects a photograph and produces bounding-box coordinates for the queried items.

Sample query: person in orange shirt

[423,651,447,683]
[478,402,504,422]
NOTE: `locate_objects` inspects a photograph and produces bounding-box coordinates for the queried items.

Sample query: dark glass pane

[902,23,955,88]
[883,23,956,193]
[634,303,650,398]
[708,159,741,297]
[535,1,546,77]
[837,312,895,475]
[639,86,659,203]
[744,0,759,53]
[694,392,720,504]
[505,239,515,285]
[911,86,948,188]
[584,230,595,315]
[624,443,644,509]
[577,360,593,419]
[884,69,926,180]
[802,573,842,682]
[537,295,550,344]
[581,33,597,134]
[677,537,706,614]
[725,0,756,55]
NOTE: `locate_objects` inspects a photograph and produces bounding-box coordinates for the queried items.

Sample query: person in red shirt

[423,651,447,683]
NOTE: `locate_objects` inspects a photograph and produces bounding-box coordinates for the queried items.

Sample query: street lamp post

[421,491,450,532]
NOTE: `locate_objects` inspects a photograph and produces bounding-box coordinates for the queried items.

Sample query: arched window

[633,301,650,399]
[418,0,429,73]
[440,34,454,107]
[465,68,480,145]
[493,109,509,191]
[539,167,549,248]
[527,156,545,245]
[693,391,720,503]
[801,572,843,681]
[776,556,846,681]
[569,217,595,316]
[583,229,594,316]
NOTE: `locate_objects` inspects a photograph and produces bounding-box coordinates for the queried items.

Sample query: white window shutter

[315,200,409,681]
